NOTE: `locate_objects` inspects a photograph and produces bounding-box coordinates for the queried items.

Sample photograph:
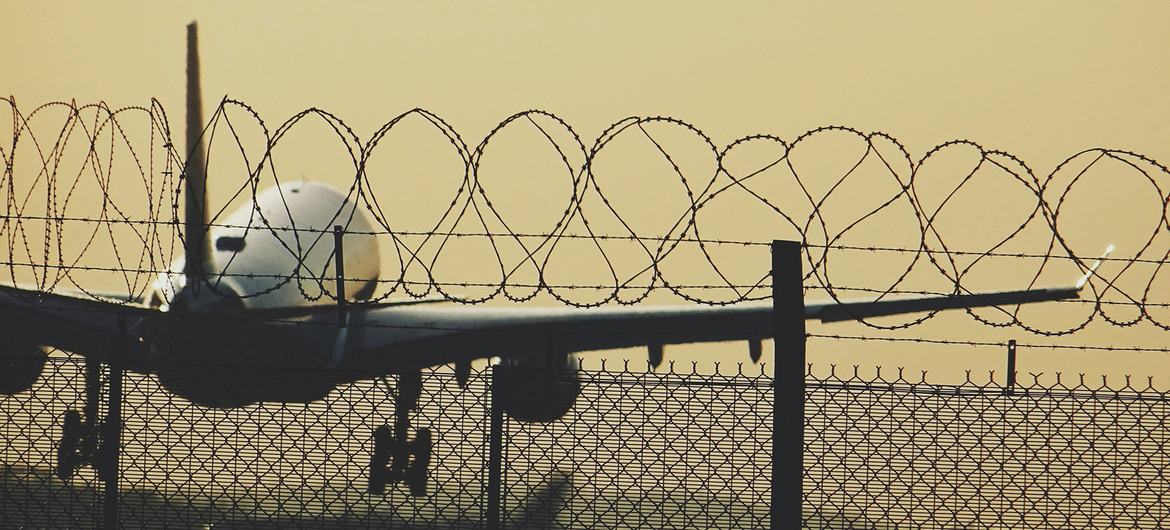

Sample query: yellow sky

[7,2,1169,159]
[4,1,1169,382]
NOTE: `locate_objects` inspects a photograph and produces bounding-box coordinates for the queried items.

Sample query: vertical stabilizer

[183,22,211,287]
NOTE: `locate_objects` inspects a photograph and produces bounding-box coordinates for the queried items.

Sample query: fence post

[771,240,806,530]
[486,365,505,530]
[102,314,127,530]
[1005,339,1017,396]
[333,225,348,326]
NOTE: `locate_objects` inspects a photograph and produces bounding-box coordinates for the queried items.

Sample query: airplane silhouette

[0,23,1101,497]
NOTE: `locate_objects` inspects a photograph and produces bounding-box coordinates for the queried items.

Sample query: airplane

[0,23,1105,497]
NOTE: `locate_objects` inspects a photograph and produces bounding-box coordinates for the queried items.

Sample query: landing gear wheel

[56,410,82,480]
[407,428,432,497]
[94,419,117,482]
[367,370,433,497]
[55,361,110,482]
[368,425,393,494]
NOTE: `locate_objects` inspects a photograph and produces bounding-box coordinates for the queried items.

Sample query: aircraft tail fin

[183,21,212,287]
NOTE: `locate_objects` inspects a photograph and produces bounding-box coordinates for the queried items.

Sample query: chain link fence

[4,349,1169,529]
[2,355,774,529]
[805,366,1170,529]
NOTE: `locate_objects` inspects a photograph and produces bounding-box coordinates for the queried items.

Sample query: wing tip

[1075,243,1114,290]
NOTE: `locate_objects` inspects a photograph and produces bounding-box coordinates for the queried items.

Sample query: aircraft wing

[0,283,154,364]
[342,285,1082,371]
[0,279,1089,374]
[347,247,1111,370]
[805,286,1081,322]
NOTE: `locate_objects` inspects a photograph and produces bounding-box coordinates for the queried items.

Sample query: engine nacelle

[0,340,47,395]
[495,353,581,423]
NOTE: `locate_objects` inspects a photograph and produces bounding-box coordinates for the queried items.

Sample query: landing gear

[368,370,433,497]
[56,361,111,481]
[369,425,432,497]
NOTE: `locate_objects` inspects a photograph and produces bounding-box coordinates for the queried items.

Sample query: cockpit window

[216,236,246,252]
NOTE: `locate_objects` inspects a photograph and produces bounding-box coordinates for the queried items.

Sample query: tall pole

[486,367,505,530]
[333,226,348,327]
[772,240,806,530]
[1005,339,1017,396]
[102,314,127,530]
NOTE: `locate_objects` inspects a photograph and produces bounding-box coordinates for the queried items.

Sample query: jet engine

[0,340,46,395]
[495,352,581,423]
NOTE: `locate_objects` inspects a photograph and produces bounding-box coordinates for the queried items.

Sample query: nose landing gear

[367,370,433,497]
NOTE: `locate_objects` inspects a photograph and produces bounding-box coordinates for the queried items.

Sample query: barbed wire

[3,97,1168,337]
[806,332,1170,354]
[4,214,1167,264]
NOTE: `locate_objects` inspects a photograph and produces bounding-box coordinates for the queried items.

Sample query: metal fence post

[103,314,127,530]
[772,240,806,530]
[486,365,505,530]
[1005,339,1017,396]
[333,225,348,326]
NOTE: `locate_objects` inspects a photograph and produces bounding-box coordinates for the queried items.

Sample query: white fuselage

[148,181,381,310]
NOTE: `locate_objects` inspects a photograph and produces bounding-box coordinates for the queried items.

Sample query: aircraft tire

[56,410,82,481]
[408,428,432,497]
[368,425,393,495]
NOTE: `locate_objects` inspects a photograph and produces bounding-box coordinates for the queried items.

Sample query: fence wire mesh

[4,352,1170,528]
[805,366,1170,530]
[2,355,774,529]
[498,363,773,529]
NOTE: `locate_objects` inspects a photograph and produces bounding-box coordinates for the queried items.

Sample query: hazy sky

[7,2,1169,158]
[4,1,1169,381]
